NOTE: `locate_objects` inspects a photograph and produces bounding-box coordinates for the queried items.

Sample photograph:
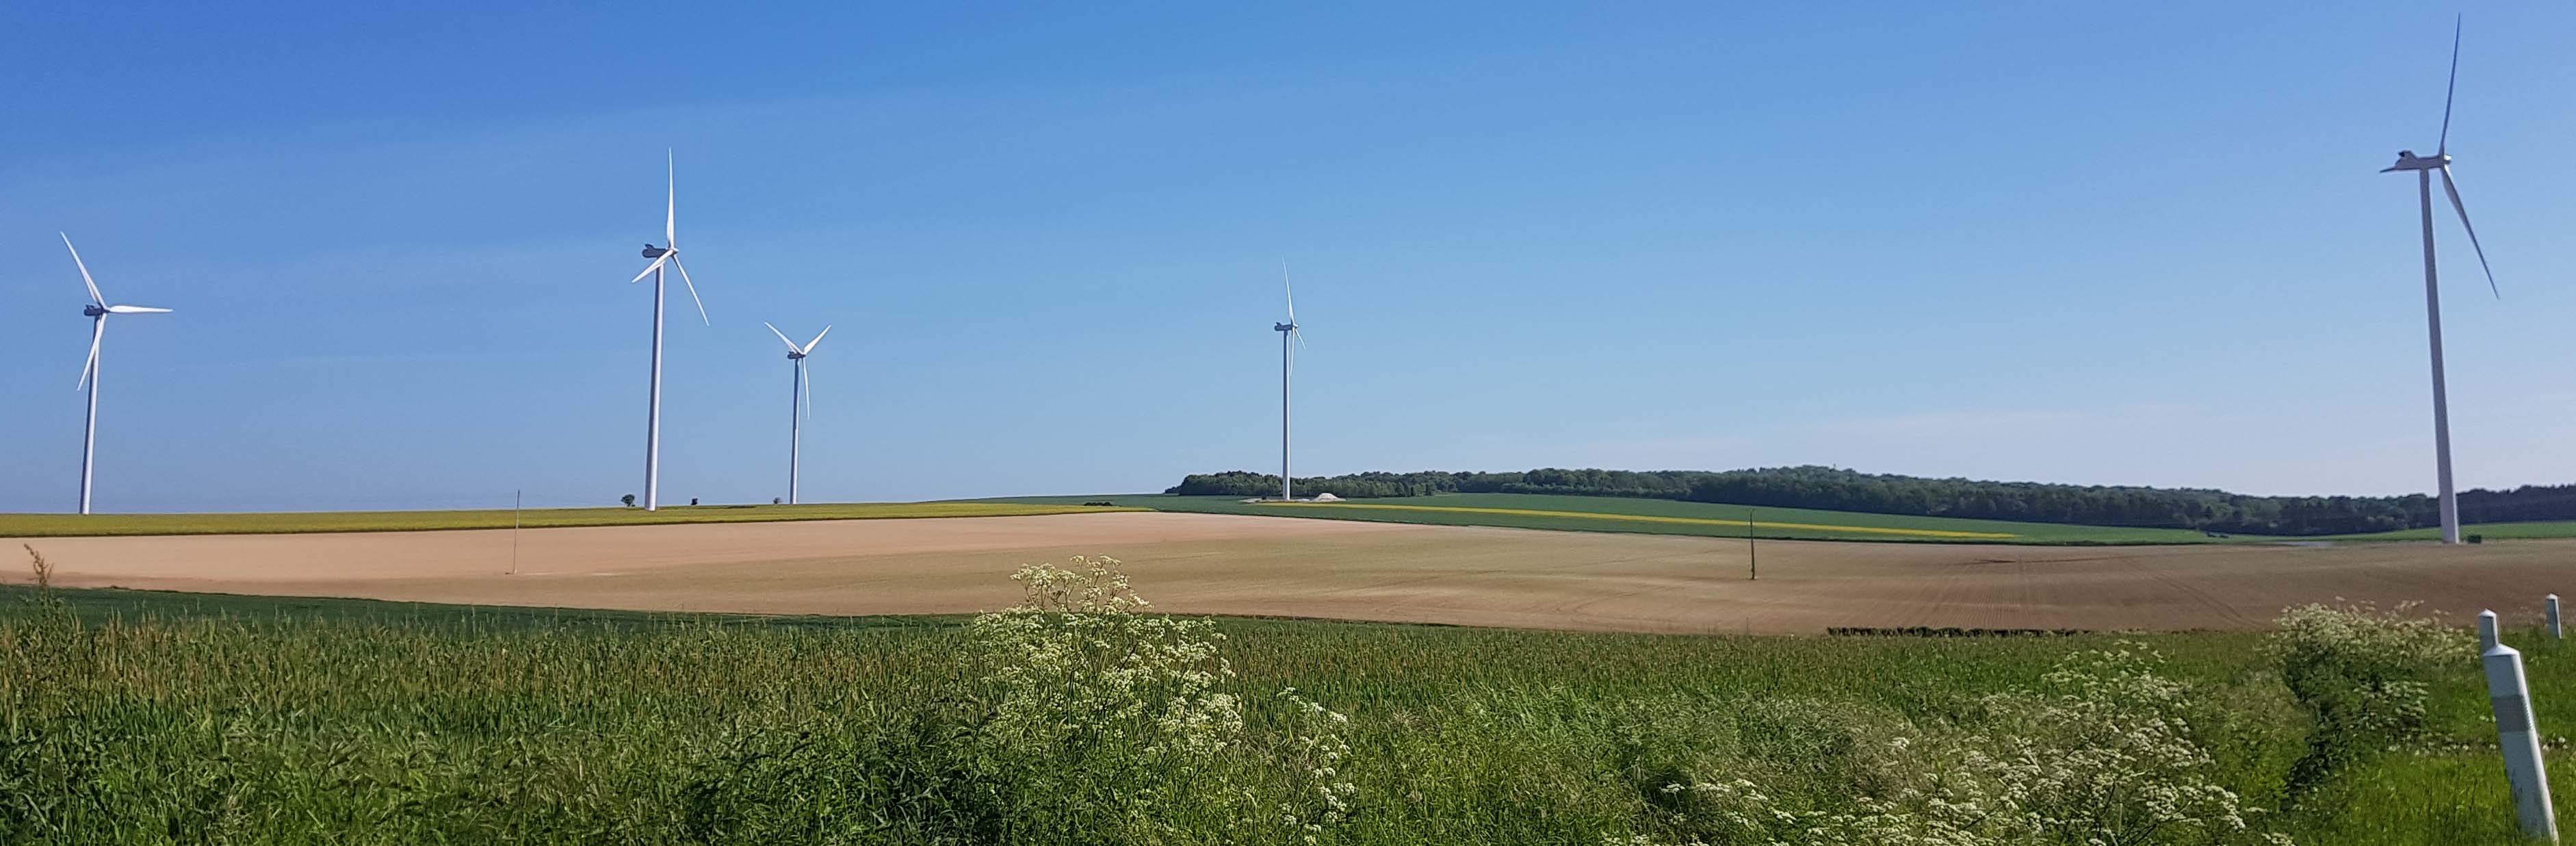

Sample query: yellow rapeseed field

[1256,502,2018,539]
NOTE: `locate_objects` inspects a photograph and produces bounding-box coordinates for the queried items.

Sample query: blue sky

[3,2,2573,512]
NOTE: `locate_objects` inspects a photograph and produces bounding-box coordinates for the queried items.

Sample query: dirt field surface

[9,511,2571,633]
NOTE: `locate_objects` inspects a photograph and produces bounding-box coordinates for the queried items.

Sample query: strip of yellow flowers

[1256,502,2017,539]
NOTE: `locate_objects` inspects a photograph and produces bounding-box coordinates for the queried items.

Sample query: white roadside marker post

[2550,594,2563,641]
[2482,610,2558,841]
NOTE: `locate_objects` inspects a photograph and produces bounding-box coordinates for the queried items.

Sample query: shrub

[1635,643,2290,846]
[962,555,1361,844]
[2265,602,2464,793]
[965,555,1245,841]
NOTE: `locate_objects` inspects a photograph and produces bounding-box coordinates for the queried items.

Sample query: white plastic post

[2551,595,2564,641]
[2482,611,2559,842]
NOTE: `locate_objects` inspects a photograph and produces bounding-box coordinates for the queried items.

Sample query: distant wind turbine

[625,151,711,511]
[763,322,833,505]
[62,233,174,515]
[1273,261,1304,501]
[2381,16,2501,546]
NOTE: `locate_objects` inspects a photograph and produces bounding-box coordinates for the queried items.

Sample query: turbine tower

[763,322,832,506]
[2381,16,2500,546]
[1273,262,1303,501]
[62,233,174,515]
[625,151,711,511]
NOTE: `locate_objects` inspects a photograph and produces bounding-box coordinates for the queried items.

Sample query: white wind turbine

[625,151,711,511]
[2381,16,2501,546]
[1272,261,1303,501]
[762,322,832,505]
[62,233,174,515]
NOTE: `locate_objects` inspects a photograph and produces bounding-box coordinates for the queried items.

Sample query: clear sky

[4,2,2573,512]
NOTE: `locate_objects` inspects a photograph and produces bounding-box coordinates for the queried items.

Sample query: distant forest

[1167,466,2576,536]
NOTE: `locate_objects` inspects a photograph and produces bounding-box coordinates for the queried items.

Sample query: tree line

[1167,466,2576,536]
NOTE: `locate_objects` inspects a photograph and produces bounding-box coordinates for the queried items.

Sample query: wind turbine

[1273,261,1303,501]
[2381,16,2500,546]
[62,233,174,515]
[763,322,832,505]
[625,151,710,511]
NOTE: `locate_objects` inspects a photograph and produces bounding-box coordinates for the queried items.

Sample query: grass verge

[3,578,2565,844]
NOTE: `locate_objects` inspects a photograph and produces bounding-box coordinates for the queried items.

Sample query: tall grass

[2,550,2566,843]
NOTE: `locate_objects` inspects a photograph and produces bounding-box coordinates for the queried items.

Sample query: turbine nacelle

[1274,322,1297,333]
[624,155,707,326]
[83,305,107,318]
[2382,150,2451,172]
[764,322,831,362]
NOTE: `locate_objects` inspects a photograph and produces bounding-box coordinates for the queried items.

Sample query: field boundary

[0,502,1143,539]
[1258,501,2019,539]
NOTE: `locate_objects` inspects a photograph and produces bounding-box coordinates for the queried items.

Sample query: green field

[984,491,2236,543]
[2327,520,2576,542]
[1,577,2560,845]
[0,501,1136,538]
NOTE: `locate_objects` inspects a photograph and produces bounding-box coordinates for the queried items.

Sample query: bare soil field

[8,511,2568,633]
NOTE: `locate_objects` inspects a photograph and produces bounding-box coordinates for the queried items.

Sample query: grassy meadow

[2328,520,2576,542]
[0,501,1135,538]
[3,559,2566,845]
[996,492,2576,545]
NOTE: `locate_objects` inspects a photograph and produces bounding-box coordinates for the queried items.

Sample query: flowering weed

[2265,602,2464,793]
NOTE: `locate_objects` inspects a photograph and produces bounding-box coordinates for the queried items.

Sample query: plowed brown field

[10,511,2567,633]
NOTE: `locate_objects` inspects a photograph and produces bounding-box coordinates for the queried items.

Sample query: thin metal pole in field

[510,489,522,576]
[1747,509,1757,581]
[2551,594,2563,640]
[2481,610,2558,841]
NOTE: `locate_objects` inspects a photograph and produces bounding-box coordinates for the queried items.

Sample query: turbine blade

[77,318,103,389]
[2438,15,2460,155]
[1294,326,1305,350]
[764,321,802,352]
[62,233,104,306]
[627,255,669,285]
[1281,259,1295,322]
[672,255,710,325]
[666,150,678,249]
[803,325,831,355]
[801,363,813,423]
[104,305,172,314]
[2438,166,2499,298]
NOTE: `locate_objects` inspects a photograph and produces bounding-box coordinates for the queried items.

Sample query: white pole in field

[2551,594,2563,641]
[2481,610,2558,841]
